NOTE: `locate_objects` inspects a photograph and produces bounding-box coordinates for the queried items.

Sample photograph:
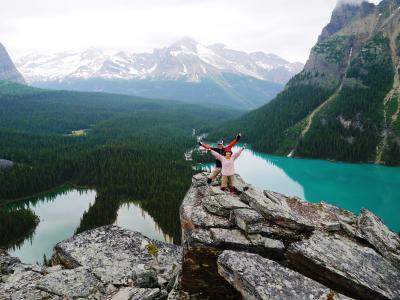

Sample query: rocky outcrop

[287,231,400,300]
[51,225,181,288]
[179,172,400,299]
[218,250,352,300]
[0,226,181,299]
[0,43,25,84]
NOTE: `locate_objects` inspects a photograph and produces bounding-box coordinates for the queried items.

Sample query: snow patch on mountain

[16,38,303,84]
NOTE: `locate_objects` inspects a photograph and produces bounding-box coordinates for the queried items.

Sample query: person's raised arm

[225,133,242,151]
[198,141,210,149]
[210,149,223,161]
[232,144,246,160]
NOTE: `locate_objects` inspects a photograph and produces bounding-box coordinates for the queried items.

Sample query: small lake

[6,189,172,264]
[200,146,400,233]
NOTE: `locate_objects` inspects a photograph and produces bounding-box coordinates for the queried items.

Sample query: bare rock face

[52,225,181,289]
[218,250,353,300]
[179,173,400,300]
[1,226,181,300]
[0,43,25,84]
[356,208,400,268]
[287,231,400,300]
[36,267,104,298]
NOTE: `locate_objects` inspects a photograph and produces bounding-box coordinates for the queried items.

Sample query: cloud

[0,0,382,63]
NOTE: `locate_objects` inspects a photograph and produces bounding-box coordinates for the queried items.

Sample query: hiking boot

[207,178,212,185]
[229,186,235,194]
[221,187,227,191]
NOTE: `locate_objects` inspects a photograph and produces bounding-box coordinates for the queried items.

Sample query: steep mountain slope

[16,38,302,109]
[211,0,400,165]
[0,43,25,84]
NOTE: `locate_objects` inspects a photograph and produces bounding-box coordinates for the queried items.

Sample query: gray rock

[0,249,21,274]
[203,194,249,217]
[192,172,208,187]
[229,208,265,232]
[111,287,163,300]
[191,204,233,228]
[218,250,353,300]
[210,228,250,248]
[185,228,214,247]
[243,187,314,231]
[246,234,285,259]
[43,265,62,274]
[287,231,400,300]
[52,225,181,288]
[340,221,357,237]
[356,208,400,268]
[36,267,104,298]
[1,269,55,300]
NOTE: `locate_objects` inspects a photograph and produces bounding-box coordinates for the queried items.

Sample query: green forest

[0,81,241,246]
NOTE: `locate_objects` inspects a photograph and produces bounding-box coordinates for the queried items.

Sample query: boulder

[242,187,315,231]
[51,225,181,289]
[218,250,353,300]
[36,267,104,298]
[356,208,400,268]
[287,231,400,300]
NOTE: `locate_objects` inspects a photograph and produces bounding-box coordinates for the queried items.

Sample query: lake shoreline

[0,183,96,207]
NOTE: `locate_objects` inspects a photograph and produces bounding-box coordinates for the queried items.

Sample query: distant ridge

[15,38,303,109]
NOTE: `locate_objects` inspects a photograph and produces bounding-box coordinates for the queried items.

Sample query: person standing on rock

[203,144,246,193]
[198,133,241,184]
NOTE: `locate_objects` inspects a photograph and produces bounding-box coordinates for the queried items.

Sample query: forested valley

[0,81,242,246]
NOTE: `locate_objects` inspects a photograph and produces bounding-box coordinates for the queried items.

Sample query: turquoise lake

[5,146,400,264]
[201,146,400,233]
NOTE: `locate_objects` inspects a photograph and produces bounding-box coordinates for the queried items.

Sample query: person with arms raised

[202,143,246,193]
[198,133,241,184]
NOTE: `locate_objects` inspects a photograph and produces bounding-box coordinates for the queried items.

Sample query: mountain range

[211,0,400,165]
[15,38,303,109]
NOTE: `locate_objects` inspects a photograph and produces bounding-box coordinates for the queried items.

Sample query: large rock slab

[36,267,104,298]
[287,231,400,300]
[218,250,352,300]
[180,185,232,231]
[202,194,249,217]
[356,208,400,268]
[51,225,182,288]
[242,187,315,231]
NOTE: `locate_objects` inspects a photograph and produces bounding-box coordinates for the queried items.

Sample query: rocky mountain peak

[169,37,199,53]
[319,1,375,42]
[0,43,25,84]
[16,39,303,85]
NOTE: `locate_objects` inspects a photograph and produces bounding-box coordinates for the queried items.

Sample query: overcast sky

[0,0,381,63]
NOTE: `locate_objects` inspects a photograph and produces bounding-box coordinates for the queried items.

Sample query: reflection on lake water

[8,189,96,264]
[7,190,173,264]
[201,146,400,232]
[114,202,173,244]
